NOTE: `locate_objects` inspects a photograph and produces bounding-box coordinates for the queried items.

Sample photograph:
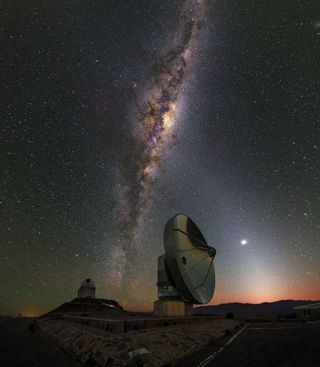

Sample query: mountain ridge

[195,299,320,318]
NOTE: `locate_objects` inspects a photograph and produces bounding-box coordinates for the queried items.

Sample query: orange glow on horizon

[210,290,320,305]
[21,309,41,318]
[10,291,320,317]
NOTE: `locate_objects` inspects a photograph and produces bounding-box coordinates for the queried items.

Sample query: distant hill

[41,297,129,319]
[195,300,320,319]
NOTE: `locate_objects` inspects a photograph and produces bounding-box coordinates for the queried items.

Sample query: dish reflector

[164,214,216,304]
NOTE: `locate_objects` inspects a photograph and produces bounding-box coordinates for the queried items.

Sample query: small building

[294,303,320,320]
[78,278,96,298]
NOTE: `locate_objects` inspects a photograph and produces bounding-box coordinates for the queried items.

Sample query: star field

[1,0,319,316]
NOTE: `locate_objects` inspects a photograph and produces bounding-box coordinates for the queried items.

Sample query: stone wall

[37,318,241,366]
[56,314,224,333]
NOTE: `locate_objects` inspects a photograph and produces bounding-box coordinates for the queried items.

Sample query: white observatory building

[77,278,96,298]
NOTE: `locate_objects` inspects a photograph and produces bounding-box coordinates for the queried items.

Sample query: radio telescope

[154,214,216,317]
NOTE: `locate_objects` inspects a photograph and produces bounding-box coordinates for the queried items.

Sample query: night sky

[1,0,319,316]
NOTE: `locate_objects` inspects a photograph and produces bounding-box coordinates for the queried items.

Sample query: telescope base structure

[154,298,193,317]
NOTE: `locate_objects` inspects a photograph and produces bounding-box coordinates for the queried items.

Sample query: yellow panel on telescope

[154,299,193,317]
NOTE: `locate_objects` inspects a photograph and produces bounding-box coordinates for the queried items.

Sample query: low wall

[37,317,241,366]
[58,314,224,333]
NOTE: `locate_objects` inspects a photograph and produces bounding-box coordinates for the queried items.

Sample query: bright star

[241,239,247,245]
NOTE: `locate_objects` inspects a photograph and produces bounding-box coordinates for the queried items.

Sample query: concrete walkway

[179,321,320,367]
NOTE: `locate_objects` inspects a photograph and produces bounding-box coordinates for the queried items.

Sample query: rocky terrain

[36,317,241,366]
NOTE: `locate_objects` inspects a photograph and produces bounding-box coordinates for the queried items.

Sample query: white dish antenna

[154,214,216,316]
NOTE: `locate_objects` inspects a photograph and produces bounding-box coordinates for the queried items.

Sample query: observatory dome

[77,278,96,298]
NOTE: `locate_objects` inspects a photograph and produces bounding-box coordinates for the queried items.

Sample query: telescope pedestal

[154,299,193,317]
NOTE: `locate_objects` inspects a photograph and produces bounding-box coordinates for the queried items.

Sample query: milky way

[2,0,319,316]
[110,0,207,287]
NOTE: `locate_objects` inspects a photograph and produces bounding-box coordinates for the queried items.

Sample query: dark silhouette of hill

[195,300,320,318]
[40,297,129,319]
